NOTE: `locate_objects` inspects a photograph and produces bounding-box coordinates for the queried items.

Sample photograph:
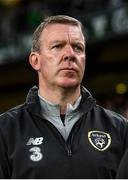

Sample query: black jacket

[116,149,128,178]
[0,86,128,179]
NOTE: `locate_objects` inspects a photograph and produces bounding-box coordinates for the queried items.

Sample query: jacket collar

[80,86,96,113]
[26,86,96,117]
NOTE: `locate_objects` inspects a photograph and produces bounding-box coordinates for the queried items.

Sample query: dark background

[0,0,128,118]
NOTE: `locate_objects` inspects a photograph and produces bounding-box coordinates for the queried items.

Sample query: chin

[57,77,81,88]
[58,81,80,89]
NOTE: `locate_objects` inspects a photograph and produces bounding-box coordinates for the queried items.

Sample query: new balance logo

[26,137,43,145]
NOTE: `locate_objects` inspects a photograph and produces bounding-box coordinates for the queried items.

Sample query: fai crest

[88,131,111,151]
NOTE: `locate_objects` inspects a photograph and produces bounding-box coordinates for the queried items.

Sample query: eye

[73,44,84,53]
[52,44,63,49]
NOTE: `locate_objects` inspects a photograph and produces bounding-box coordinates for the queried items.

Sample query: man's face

[37,23,86,89]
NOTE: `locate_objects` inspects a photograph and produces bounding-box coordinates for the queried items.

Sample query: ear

[29,52,40,71]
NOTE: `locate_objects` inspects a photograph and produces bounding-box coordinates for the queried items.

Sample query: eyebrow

[50,39,85,45]
[50,40,66,44]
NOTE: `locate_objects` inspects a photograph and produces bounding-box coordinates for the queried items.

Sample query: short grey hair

[31,15,85,53]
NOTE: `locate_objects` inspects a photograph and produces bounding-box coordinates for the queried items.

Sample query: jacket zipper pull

[68,148,72,156]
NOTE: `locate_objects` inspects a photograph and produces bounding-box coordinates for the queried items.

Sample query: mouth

[60,68,78,72]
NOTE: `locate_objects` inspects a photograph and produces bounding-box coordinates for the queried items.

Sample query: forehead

[40,23,84,42]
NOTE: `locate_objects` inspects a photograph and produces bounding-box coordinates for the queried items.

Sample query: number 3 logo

[29,147,43,162]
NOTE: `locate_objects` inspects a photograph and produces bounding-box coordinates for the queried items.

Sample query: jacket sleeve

[0,128,11,178]
[116,149,128,178]
[120,115,128,152]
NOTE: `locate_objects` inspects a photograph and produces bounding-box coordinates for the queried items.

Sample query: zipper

[66,137,72,157]
[66,121,77,157]
[67,148,72,156]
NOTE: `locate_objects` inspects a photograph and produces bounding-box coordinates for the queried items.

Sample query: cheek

[40,60,46,72]
[38,56,49,75]
[79,57,86,72]
[39,53,50,69]
[39,56,56,76]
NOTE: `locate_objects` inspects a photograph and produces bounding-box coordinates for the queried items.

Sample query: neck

[39,85,81,114]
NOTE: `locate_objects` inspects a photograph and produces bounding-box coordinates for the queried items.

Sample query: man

[0,15,128,178]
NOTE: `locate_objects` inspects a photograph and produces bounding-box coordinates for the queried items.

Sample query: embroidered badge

[88,131,111,151]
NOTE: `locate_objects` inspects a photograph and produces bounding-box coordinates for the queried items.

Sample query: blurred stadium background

[0,0,128,118]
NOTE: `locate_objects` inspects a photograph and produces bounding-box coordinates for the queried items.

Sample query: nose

[63,45,76,61]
